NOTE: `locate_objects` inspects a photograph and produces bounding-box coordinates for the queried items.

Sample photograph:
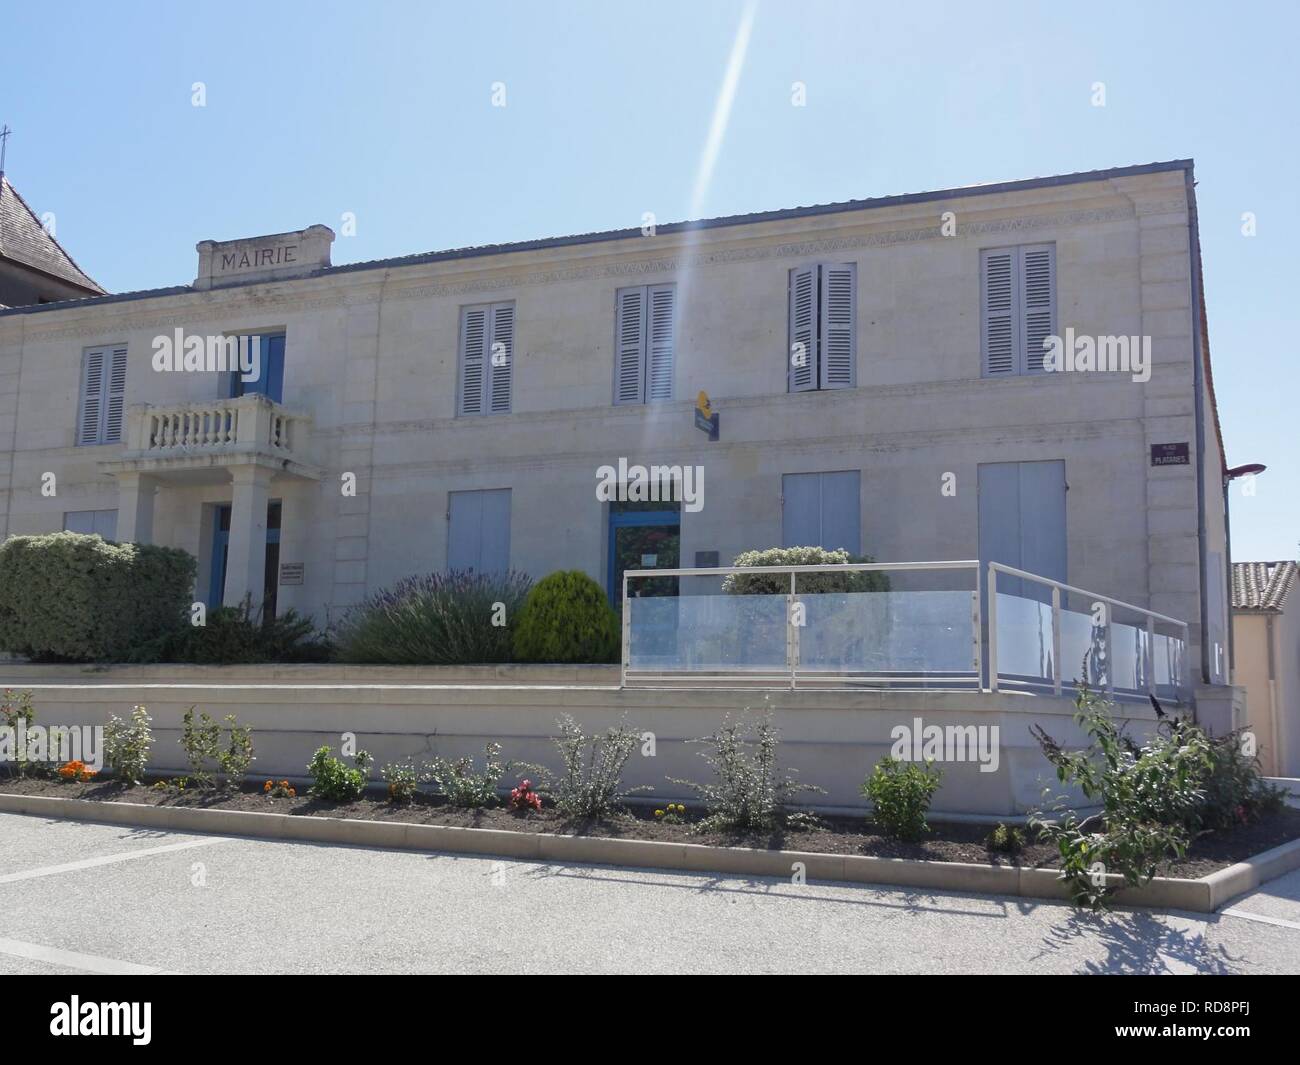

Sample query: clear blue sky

[2,0,1294,560]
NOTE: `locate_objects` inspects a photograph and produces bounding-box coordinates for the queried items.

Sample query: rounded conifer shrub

[512,570,620,664]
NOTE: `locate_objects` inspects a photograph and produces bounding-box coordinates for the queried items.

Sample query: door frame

[607,508,680,603]
[207,501,282,612]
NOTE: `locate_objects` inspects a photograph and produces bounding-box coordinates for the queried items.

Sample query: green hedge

[0,533,195,662]
[721,546,890,595]
[512,570,619,664]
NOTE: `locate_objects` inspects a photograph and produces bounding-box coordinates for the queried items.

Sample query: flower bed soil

[3,775,1297,879]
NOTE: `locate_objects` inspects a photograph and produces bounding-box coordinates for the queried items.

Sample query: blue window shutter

[488,303,514,414]
[447,491,484,569]
[78,349,105,444]
[788,266,817,392]
[981,249,1016,376]
[820,470,860,552]
[104,347,127,442]
[613,286,645,404]
[646,284,675,402]
[819,263,856,390]
[782,473,821,546]
[479,489,511,573]
[458,306,488,415]
[1021,244,1056,374]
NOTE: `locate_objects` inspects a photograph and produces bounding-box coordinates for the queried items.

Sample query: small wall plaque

[279,562,304,586]
[1150,442,1190,467]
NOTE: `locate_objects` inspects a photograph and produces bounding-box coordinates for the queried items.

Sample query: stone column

[115,473,157,543]
[224,465,275,610]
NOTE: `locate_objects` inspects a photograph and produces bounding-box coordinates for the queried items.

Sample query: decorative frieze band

[9,202,1150,341]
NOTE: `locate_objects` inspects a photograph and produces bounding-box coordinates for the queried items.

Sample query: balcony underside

[99,449,321,484]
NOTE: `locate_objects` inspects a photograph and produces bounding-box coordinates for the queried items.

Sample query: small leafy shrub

[527,714,646,819]
[307,745,373,802]
[512,571,619,664]
[862,757,943,841]
[508,778,542,813]
[1028,684,1272,909]
[0,689,39,778]
[1199,727,1286,830]
[654,803,686,825]
[671,713,824,831]
[219,716,255,787]
[57,759,97,782]
[180,708,220,787]
[104,705,153,785]
[0,534,195,662]
[382,761,421,804]
[180,708,255,788]
[131,599,331,664]
[263,779,297,799]
[428,742,510,808]
[722,547,890,595]
[336,569,533,665]
[985,822,1025,854]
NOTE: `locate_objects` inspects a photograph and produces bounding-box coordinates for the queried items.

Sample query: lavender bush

[334,569,532,664]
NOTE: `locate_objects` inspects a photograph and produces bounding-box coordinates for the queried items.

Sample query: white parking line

[0,837,228,885]
[0,937,176,975]
[1220,908,1300,932]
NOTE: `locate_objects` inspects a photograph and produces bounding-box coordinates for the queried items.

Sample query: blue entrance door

[208,501,282,616]
[230,334,286,403]
[607,507,680,604]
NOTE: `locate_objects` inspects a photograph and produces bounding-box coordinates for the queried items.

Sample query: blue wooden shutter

[458,306,488,415]
[781,473,821,546]
[1021,244,1056,374]
[819,263,856,390]
[614,286,645,404]
[448,489,511,573]
[646,284,675,401]
[819,470,861,552]
[788,266,817,392]
[104,347,127,442]
[488,303,514,414]
[77,349,105,444]
[981,249,1016,376]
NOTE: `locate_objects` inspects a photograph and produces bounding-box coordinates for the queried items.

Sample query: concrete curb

[2,792,1296,914]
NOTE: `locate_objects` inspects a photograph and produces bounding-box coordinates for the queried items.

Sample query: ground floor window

[781,470,860,552]
[63,508,118,540]
[447,488,511,574]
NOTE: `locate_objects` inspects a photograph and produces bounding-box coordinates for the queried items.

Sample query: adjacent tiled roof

[1232,561,1298,612]
[0,175,105,294]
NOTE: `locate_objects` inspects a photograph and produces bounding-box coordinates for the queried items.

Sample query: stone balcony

[99,393,320,483]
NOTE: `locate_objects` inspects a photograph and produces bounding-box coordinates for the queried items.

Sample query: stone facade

[0,161,1232,689]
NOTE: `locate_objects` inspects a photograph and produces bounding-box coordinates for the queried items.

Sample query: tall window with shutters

[76,345,127,445]
[613,284,676,405]
[787,263,856,392]
[457,301,514,416]
[980,244,1056,377]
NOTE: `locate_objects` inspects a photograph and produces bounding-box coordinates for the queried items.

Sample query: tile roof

[0,175,105,294]
[1232,561,1298,612]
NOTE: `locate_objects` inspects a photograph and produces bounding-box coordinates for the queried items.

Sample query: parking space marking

[0,936,175,975]
[0,836,228,885]
[1220,908,1300,932]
